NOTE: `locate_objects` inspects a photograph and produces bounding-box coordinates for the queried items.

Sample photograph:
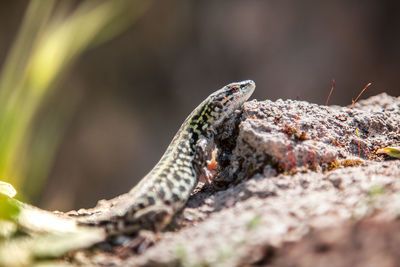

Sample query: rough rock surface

[72,93,400,266]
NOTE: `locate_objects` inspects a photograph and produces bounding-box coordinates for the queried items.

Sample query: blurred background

[0,0,398,211]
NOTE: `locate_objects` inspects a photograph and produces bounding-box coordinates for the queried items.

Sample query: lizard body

[85,80,255,235]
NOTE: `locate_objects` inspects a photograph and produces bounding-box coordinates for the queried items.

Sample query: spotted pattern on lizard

[85,80,255,235]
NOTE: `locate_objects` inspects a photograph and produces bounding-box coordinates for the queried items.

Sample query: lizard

[80,80,256,236]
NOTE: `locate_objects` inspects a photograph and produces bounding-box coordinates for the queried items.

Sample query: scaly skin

[93,80,255,235]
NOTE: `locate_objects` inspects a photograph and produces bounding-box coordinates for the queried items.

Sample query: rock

[71,94,400,266]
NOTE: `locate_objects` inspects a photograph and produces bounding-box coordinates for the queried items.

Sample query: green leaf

[0,181,17,197]
[376,147,400,159]
[0,195,20,221]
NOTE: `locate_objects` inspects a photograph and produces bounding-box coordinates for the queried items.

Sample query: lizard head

[206,80,256,126]
[218,79,255,107]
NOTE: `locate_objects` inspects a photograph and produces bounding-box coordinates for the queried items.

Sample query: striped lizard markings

[84,80,256,235]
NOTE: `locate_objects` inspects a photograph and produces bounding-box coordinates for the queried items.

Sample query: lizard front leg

[194,134,218,184]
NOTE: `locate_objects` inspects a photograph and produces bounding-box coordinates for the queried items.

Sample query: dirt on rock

[72,93,400,266]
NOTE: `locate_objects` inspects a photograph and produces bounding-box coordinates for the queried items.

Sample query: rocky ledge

[74,93,400,267]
